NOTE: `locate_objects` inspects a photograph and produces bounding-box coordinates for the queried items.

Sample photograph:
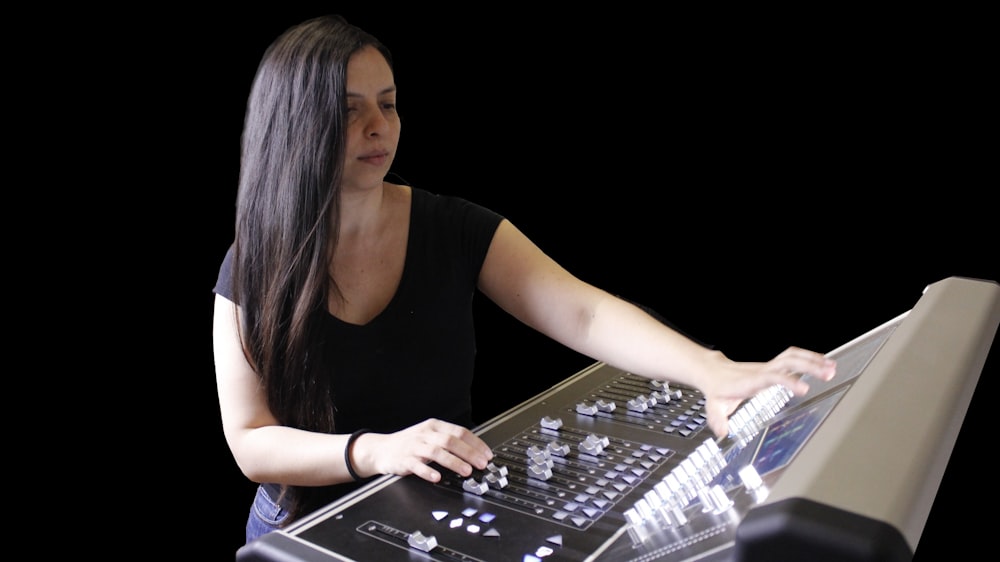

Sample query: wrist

[345,428,372,481]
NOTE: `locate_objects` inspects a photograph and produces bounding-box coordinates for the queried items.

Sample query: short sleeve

[213,244,236,301]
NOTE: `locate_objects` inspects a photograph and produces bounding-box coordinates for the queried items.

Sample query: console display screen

[751,386,847,476]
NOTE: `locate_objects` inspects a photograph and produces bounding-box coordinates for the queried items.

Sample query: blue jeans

[246,483,289,544]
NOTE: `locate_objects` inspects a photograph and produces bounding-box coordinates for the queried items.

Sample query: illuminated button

[643,489,663,510]
[710,484,733,512]
[653,481,675,509]
[670,504,688,525]
[738,464,763,491]
[625,507,652,543]
[624,507,642,526]
[698,486,716,513]
[634,498,654,521]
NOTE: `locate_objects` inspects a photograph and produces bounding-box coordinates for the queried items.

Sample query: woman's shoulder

[406,185,498,216]
[401,185,502,238]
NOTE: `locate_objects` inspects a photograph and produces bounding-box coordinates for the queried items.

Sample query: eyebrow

[346,86,397,98]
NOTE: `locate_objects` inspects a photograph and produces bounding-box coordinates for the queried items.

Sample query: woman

[213,14,836,543]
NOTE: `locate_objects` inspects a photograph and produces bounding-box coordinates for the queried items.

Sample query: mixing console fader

[236,277,1000,561]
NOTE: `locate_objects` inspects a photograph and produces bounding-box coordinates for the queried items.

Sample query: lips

[358,150,390,165]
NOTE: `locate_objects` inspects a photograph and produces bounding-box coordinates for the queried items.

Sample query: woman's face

[341,45,401,192]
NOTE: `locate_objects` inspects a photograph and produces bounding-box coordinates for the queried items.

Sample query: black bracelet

[345,428,371,482]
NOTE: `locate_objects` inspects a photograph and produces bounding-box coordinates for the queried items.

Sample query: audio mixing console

[237,276,999,562]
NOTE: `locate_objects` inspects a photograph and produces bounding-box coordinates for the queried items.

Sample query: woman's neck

[338,181,389,238]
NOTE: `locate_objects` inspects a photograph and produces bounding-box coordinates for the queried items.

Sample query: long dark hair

[232,14,393,523]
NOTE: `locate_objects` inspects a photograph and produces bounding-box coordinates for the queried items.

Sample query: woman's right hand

[351,418,495,483]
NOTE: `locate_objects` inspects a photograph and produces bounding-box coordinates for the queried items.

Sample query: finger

[453,433,494,469]
[427,445,476,478]
[408,460,442,483]
[448,443,491,471]
[733,368,809,398]
[705,400,734,440]
[709,414,729,440]
[777,348,837,380]
[425,422,494,470]
[773,373,811,396]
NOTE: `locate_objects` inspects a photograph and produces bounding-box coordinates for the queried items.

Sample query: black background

[131,7,995,560]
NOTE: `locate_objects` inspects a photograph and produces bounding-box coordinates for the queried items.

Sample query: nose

[362,106,389,137]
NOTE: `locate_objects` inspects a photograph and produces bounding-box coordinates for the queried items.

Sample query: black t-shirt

[214,187,504,433]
